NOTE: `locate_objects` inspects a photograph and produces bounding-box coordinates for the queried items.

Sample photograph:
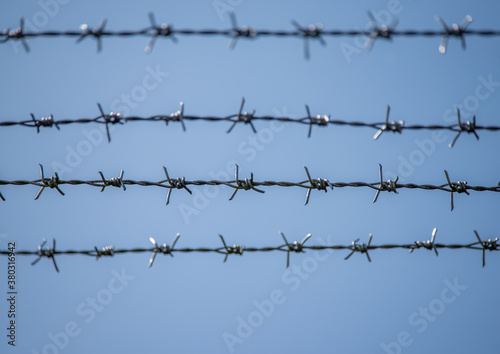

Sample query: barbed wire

[1,100,497,147]
[1,164,499,210]
[0,229,498,272]
[2,13,499,57]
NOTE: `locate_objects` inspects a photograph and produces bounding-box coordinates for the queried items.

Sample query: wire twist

[4,229,499,271]
[1,164,499,210]
[4,101,500,147]
[3,14,498,57]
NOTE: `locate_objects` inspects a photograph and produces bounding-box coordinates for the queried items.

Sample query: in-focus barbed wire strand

[1,164,499,210]
[1,13,498,57]
[1,229,498,272]
[0,101,495,146]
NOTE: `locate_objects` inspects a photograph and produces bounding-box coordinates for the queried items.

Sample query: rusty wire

[0,229,497,272]
[1,13,499,57]
[0,101,496,146]
[0,164,499,210]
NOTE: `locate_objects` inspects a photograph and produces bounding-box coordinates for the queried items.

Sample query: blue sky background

[1,0,499,353]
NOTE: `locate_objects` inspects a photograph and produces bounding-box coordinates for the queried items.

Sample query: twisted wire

[1,229,497,271]
[0,102,496,146]
[0,164,499,210]
[1,13,499,56]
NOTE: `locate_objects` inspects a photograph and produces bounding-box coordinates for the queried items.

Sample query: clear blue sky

[1,1,499,353]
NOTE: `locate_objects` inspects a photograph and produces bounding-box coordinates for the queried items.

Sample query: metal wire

[0,229,497,272]
[1,13,499,56]
[1,164,499,210]
[1,101,496,146]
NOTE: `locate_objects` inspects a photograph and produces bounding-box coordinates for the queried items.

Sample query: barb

[444,170,469,211]
[435,15,472,54]
[31,238,59,272]
[30,113,59,133]
[305,105,329,138]
[372,106,404,140]
[34,164,65,200]
[1,164,499,208]
[303,166,333,205]
[366,11,398,51]
[473,230,499,267]
[449,108,479,148]
[8,229,496,271]
[145,12,177,53]
[219,235,245,262]
[99,170,126,191]
[168,102,186,131]
[163,166,192,205]
[76,19,107,52]
[97,103,123,143]
[1,17,29,52]
[228,13,256,50]
[229,164,264,201]
[148,233,180,267]
[291,20,326,59]
[3,102,500,146]
[226,98,256,134]
[2,14,499,54]
[94,245,115,260]
[373,164,398,203]
[410,228,439,256]
[345,234,373,262]
[280,232,311,268]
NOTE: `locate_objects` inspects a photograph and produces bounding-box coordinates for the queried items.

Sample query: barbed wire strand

[1,164,499,210]
[2,13,499,57]
[0,229,498,272]
[1,101,496,147]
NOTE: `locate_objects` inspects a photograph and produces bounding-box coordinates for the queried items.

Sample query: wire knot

[31,238,59,272]
[435,15,472,53]
[280,232,311,267]
[228,13,256,50]
[345,234,373,262]
[163,166,192,204]
[99,170,126,191]
[449,109,479,147]
[303,166,332,205]
[451,180,468,194]
[35,164,65,200]
[145,13,178,53]
[219,235,245,262]
[171,177,187,190]
[106,112,123,124]
[77,19,107,52]
[474,230,498,267]
[156,23,173,37]
[94,245,115,259]
[44,175,60,189]
[148,234,180,267]
[373,164,399,203]
[445,170,469,211]
[96,103,123,142]
[229,164,265,200]
[227,98,256,133]
[366,12,398,51]
[169,102,186,131]
[30,113,60,133]
[410,228,439,256]
[305,105,330,138]
[2,18,29,52]
[373,106,404,140]
[234,25,257,38]
[303,24,324,38]
[292,21,326,59]
[482,238,499,251]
